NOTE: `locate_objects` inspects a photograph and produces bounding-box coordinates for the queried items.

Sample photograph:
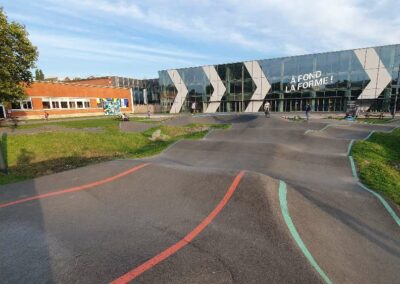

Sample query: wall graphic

[102,98,121,115]
[244,61,271,112]
[203,65,226,113]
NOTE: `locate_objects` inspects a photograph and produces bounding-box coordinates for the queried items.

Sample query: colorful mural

[102,98,121,115]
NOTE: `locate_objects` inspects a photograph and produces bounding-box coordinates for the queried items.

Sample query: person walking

[305,103,311,121]
[264,101,271,118]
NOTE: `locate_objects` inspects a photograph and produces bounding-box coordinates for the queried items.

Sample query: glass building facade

[158,44,400,113]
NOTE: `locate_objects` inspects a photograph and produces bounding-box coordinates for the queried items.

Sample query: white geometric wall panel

[354,48,392,100]
[168,69,188,114]
[202,65,226,113]
[244,61,271,112]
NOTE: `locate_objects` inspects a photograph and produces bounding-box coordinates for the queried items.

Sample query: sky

[1,0,399,79]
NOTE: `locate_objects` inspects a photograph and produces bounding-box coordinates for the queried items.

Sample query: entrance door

[0,105,5,119]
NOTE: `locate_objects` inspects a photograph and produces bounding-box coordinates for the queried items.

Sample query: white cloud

[29,32,201,65]
[47,0,400,57]
[4,0,399,77]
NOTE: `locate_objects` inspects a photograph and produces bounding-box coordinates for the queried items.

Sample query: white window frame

[11,98,33,110]
[41,97,91,109]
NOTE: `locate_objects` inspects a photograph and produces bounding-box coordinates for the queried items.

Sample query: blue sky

[1,0,399,79]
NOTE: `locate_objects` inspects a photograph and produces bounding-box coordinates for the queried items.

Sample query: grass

[356,118,393,124]
[1,116,164,131]
[0,121,230,185]
[6,117,121,131]
[352,128,400,205]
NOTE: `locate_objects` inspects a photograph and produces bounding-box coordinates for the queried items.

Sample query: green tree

[35,68,44,80]
[39,69,44,80]
[0,8,38,103]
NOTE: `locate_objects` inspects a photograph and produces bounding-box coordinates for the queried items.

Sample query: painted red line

[0,163,150,209]
[110,170,246,284]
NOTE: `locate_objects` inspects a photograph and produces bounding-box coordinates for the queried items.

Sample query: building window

[11,99,33,110]
[42,101,51,109]
[69,101,76,108]
[61,101,68,109]
[77,101,83,108]
[84,101,90,108]
[52,101,60,108]
[11,102,21,109]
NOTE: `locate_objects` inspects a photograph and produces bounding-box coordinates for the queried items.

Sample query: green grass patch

[356,118,393,124]
[0,122,231,185]
[129,117,165,124]
[352,128,400,205]
[12,117,120,131]
[184,123,231,129]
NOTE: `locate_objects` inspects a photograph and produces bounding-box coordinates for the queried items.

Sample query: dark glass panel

[338,51,351,72]
[217,65,226,81]
[376,45,396,69]
[338,72,350,88]
[297,55,314,74]
[259,58,282,78]
[283,57,298,76]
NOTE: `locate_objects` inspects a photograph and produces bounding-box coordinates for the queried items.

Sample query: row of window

[42,98,91,109]
[11,98,131,110]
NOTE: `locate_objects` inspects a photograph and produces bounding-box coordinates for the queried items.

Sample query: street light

[393,64,400,119]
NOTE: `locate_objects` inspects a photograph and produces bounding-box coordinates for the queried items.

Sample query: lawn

[352,128,400,205]
[356,118,393,124]
[6,117,121,130]
[0,120,230,185]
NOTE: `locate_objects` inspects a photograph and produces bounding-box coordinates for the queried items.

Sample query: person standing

[191,101,196,115]
[305,103,311,121]
[264,101,271,118]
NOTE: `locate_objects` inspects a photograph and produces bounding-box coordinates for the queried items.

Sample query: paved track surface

[1,114,399,283]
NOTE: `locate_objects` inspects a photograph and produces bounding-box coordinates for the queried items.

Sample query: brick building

[6,81,133,119]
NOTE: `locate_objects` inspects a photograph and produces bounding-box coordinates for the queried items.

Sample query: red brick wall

[26,81,129,98]
[8,82,132,119]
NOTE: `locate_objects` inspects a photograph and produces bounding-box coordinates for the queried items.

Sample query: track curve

[1,114,399,283]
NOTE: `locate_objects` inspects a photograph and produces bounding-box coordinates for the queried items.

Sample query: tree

[35,68,45,80]
[0,8,38,103]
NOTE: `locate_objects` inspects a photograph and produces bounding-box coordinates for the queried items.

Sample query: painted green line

[347,139,354,156]
[319,124,331,132]
[357,182,400,227]
[348,156,358,180]
[363,130,375,141]
[348,133,400,226]
[278,181,333,284]
[304,129,313,135]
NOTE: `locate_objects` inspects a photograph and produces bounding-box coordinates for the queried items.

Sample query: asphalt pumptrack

[1,114,399,283]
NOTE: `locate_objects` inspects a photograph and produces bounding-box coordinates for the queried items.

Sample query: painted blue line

[319,125,331,132]
[279,181,333,284]
[304,129,313,135]
[348,156,359,180]
[347,139,354,156]
[357,182,400,227]
[363,131,375,140]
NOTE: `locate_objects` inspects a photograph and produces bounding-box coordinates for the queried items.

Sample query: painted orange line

[0,163,150,209]
[110,170,245,284]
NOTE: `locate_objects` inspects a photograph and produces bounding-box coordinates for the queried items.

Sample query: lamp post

[393,65,400,119]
